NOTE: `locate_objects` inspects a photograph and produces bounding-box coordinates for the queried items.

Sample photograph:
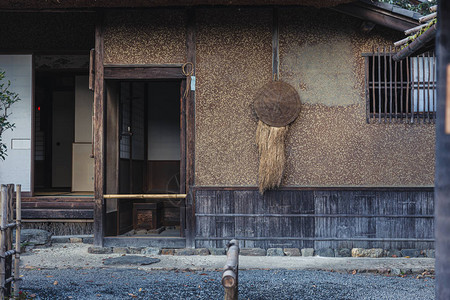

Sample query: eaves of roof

[0,0,422,34]
[333,0,422,32]
[0,0,356,10]
[393,22,436,61]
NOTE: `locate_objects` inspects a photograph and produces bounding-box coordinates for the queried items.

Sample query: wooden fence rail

[0,184,21,298]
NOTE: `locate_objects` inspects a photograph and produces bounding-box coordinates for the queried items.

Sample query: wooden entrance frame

[93,9,196,247]
[102,64,187,244]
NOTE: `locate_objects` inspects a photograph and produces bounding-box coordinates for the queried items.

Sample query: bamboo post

[14,184,21,297]
[419,12,437,23]
[222,240,239,300]
[0,185,7,299]
[5,184,13,296]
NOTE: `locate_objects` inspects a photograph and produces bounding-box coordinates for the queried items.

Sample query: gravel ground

[20,268,435,300]
[20,244,435,273]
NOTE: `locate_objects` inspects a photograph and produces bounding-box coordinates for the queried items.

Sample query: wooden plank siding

[194,189,434,250]
[20,197,94,220]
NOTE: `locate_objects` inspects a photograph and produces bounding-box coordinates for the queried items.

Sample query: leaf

[46,276,53,278]
[138,288,142,292]
[53,281,58,285]
[128,293,137,298]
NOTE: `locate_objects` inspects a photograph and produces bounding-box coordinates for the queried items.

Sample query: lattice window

[364,48,436,124]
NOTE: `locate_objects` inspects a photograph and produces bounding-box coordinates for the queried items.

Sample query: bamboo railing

[0,184,21,298]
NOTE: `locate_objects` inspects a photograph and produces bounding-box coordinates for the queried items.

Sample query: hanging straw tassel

[256,120,289,194]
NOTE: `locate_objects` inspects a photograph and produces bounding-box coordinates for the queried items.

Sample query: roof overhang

[393,24,436,61]
[0,0,356,10]
[333,0,421,32]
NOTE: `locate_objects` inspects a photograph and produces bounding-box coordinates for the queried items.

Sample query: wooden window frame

[363,49,436,124]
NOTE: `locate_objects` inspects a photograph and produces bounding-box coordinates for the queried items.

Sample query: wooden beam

[180,78,187,238]
[21,209,93,219]
[185,8,196,249]
[93,11,105,247]
[104,66,184,80]
[89,49,95,91]
[21,202,94,209]
[435,0,450,298]
[272,7,279,80]
[446,64,450,134]
[21,197,94,202]
[186,8,196,191]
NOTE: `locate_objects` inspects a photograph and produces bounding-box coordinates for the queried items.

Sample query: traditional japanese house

[0,0,435,252]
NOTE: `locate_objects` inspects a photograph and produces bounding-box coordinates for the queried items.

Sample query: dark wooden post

[272,7,279,81]
[185,8,196,248]
[222,240,239,300]
[435,1,450,299]
[93,11,105,247]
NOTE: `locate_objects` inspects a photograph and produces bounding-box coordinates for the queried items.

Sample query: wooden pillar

[436,1,450,299]
[272,7,279,81]
[93,11,105,247]
[185,8,196,248]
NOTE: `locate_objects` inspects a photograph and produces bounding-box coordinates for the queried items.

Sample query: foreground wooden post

[222,240,239,300]
[14,184,21,297]
[0,185,7,299]
[436,1,450,299]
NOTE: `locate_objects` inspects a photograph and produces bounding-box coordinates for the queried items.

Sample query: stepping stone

[103,256,160,266]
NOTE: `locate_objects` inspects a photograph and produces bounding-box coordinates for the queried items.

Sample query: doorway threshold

[103,236,186,248]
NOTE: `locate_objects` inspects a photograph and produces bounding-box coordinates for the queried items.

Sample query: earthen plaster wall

[104,9,186,64]
[195,7,435,187]
[102,7,435,188]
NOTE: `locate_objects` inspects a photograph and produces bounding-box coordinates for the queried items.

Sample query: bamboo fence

[0,184,21,298]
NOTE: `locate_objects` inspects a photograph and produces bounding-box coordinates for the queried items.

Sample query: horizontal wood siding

[20,197,94,220]
[195,190,434,249]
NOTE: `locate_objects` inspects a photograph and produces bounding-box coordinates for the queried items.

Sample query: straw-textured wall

[104,9,186,64]
[102,7,435,187]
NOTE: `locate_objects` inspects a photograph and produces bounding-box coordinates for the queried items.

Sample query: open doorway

[105,80,184,237]
[34,56,94,196]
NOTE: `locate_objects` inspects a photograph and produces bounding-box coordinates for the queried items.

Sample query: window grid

[364,48,436,124]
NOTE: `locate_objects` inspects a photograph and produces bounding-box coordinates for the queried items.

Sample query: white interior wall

[0,55,32,191]
[74,76,93,143]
